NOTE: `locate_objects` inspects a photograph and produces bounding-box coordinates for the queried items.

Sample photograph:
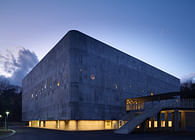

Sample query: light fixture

[90,74,95,80]
[6,111,10,116]
[57,81,60,87]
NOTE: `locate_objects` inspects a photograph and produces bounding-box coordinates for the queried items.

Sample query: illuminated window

[168,121,172,127]
[29,121,32,127]
[105,120,112,129]
[40,121,44,127]
[57,81,60,87]
[114,83,118,89]
[31,120,39,127]
[149,121,152,128]
[57,120,60,129]
[154,121,158,128]
[151,92,154,96]
[126,99,131,105]
[161,121,165,127]
[90,74,95,80]
[45,121,57,129]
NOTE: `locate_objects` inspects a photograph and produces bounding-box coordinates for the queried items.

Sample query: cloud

[0,47,39,86]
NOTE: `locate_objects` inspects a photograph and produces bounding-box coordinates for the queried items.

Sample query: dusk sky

[0,0,195,81]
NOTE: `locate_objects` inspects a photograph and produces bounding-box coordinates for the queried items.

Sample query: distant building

[22,30,195,134]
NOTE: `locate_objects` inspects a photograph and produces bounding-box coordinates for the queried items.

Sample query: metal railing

[127,98,195,112]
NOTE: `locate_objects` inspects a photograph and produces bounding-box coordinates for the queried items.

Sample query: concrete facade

[22,30,180,122]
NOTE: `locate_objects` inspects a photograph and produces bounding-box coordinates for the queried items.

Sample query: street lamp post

[0,114,2,128]
[5,111,10,130]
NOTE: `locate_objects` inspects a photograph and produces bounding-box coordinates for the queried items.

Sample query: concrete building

[23,30,194,133]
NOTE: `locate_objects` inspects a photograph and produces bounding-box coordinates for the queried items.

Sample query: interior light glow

[90,74,95,80]
[168,121,172,127]
[154,121,158,128]
[57,81,60,87]
[161,121,165,127]
[149,121,152,128]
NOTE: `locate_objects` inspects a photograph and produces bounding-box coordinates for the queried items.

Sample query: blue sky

[0,0,195,79]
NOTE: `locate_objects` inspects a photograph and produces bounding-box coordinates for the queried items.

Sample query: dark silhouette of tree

[0,88,22,124]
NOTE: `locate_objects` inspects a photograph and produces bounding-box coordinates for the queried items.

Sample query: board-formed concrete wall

[22,30,180,121]
[22,33,72,121]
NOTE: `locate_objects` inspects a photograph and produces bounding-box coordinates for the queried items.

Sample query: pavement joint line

[0,129,16,140]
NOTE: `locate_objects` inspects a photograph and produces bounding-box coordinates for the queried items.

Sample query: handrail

[117,98,195,134]
[115,99,178,134]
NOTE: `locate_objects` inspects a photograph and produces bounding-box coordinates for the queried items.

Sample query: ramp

[114,101,175,134]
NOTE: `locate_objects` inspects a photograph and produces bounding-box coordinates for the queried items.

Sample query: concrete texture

[22,30,180,121]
